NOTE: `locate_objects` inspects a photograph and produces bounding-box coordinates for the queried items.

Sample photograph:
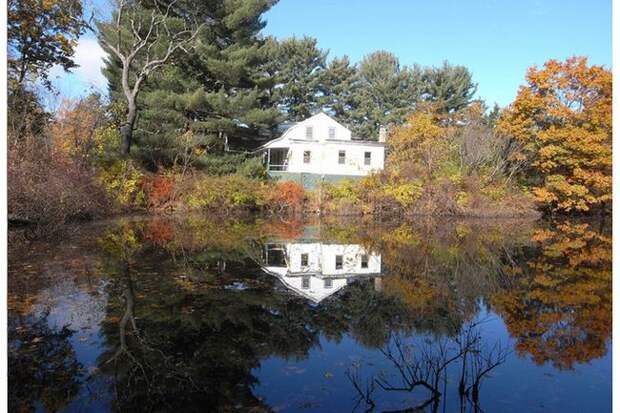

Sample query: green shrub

[236,156,267,180]
[185,174,268,211]
[194,153,247,175]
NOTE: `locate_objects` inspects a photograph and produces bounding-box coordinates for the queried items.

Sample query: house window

[338,150,346,164]
[303,150,311,164]
[328,127,336,139]
[301,253,309,267]
[335,255,343,270]
[361,254,368,269]
[265,244,286,266]
[364,151,371,166]
[305,126,313,139]
[324,278,333,288]
[302,276,310,289]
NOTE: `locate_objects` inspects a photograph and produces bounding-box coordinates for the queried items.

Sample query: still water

[8,216,611,412]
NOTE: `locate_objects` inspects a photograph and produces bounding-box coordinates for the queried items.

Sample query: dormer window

[328,127,336,139]
[305,126,313,139]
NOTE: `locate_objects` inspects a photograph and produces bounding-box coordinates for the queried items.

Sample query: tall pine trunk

[120,60,138,156]
[120,99,137,155]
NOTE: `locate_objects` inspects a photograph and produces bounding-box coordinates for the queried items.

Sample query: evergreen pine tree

[102,0,281,167]
[346,51,424,139]
[260,36,327,121]
[317,55,357,122]
[422,60,477,113]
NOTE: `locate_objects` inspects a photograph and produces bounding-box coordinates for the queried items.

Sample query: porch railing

[267,164,288,171]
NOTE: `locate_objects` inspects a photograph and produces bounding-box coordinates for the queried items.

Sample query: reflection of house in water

[261,241,382,304]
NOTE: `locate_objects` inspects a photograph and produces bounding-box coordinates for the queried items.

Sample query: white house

[261,241,382,304]
[259,113,386,183]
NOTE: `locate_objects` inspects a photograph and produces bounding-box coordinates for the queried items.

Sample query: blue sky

[262,0,611,106]
[51,0,611,107]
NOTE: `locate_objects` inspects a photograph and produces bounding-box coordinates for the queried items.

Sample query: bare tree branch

[97,0,205,154]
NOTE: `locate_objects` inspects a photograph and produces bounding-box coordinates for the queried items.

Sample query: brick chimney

[378,126,387,143]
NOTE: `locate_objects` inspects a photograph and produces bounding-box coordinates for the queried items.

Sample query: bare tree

[347,321,510,413]
[97,0,204,155]
[455,122,527,185]
[346,366,376,413]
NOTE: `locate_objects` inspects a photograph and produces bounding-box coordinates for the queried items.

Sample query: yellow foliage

[323,179,360,202]
[97,221,142,261]
[383,182,422,208]
[480,185,506,202]
[96,160,146,209]
[380,225,419,246]
[498,56,611,212]
[456,191,469,207]
[388,111,450,179]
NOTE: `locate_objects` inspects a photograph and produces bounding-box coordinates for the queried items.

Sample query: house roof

[257,112,384,150]
[261,267,383,304]
[261,262,382,304]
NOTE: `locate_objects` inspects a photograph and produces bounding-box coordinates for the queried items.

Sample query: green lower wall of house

[268,171,363,190]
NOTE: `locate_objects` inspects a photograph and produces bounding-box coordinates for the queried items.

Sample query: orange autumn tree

[50,95,107,161]
[497,56,612,213]
[49,94,124,164]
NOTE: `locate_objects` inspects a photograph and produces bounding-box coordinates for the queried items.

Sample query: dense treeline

[7,0,611,234]
[98,0,477,166]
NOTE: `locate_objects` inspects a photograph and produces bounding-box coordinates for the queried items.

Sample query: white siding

[285,142,384,176]
[262,241,382,303]
[285,243,381,275]
[263,113,385,176]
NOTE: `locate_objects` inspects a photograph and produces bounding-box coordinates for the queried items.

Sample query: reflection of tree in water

[9,215,608,411]
[4,211,612,413]
[329,217,611,372]
[492,220,612,369]
[321,280,415,348]
[325,218,611,410]
[95,220,420,411]
[8,312,83,412]
[347,321,510,413]
[95,222,272,411]
[344,219,535,335]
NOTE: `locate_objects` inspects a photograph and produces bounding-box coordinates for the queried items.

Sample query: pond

[7,216,611,412]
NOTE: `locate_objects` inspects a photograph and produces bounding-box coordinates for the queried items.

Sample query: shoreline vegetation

[7,0,610,238]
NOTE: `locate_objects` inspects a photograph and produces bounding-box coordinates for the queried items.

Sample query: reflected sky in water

[8,216,611,412]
